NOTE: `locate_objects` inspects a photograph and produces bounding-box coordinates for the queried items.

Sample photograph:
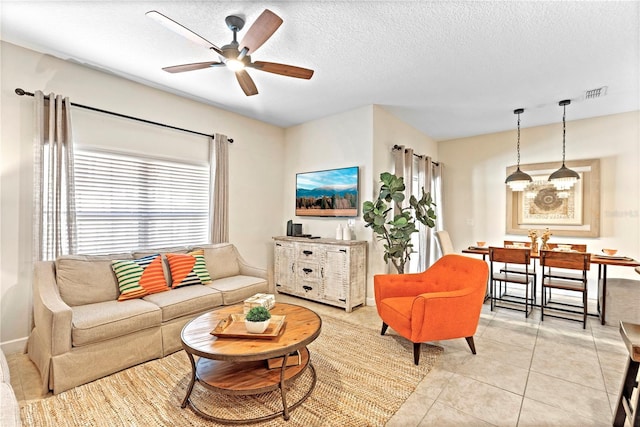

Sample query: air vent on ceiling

[584,86,608,100]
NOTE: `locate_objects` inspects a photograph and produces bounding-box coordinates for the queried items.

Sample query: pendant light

[505,108,532,191]
[548,99,580,190]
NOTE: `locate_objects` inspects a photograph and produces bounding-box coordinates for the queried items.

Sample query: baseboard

[366,296,376,307]
[1,337,28,355]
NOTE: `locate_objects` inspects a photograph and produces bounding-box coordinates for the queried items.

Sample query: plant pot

[245,319,270,334]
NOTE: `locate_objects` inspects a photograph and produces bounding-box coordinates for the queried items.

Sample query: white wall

[283,105,438,305]
[438,111,640,291]
[0,41,285,353]
[283,105,373,240]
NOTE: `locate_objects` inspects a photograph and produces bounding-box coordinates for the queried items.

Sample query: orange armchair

[374,254,489,364]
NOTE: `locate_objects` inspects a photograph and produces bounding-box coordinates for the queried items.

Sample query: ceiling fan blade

[249,61,314,79]
[239,9,283,54]
[162,61,224,73]
[235,70,258,96]
[146,10,223,55]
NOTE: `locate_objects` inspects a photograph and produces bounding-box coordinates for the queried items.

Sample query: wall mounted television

[296,166,359,217]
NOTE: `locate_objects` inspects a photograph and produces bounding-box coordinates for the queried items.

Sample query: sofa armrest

[238,261,268,280]
[33,262,73,356]
[236,249,268,280]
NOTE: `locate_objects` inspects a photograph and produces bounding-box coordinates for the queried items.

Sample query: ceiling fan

[146,9,314,96]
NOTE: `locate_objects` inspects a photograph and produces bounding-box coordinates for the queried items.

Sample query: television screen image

[296,166,359,217]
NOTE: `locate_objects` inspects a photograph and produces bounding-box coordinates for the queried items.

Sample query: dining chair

[500,240,537,304]
[541,243,588,301]
[540,250,591,328]
[489,247,535,317]
[435,230,454,255]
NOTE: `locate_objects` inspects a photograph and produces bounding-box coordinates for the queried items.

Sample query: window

[74,149,209,254]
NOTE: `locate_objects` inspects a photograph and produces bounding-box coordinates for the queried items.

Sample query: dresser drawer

[296,260,320,280]
[296,244,320,261]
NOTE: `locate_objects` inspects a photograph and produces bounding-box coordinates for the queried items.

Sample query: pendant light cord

[516,111,521,167]
[562,103,567,165]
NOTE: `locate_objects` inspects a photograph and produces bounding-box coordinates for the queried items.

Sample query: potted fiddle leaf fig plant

[363,172,436,274]
[245,306,272,333]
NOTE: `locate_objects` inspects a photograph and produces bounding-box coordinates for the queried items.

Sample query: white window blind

[74,149,209,254]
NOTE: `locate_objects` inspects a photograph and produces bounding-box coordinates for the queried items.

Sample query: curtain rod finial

[15,88,25,96]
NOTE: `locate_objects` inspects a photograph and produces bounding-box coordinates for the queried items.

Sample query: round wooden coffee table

[180,302,322,423]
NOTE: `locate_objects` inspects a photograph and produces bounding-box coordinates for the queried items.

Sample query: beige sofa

[28,243,269,394]
[1,349,21,426]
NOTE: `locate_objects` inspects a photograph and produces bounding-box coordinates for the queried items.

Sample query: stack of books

[266,350,301,370]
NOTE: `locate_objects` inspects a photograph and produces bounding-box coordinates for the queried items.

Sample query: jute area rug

[21,315,442,427]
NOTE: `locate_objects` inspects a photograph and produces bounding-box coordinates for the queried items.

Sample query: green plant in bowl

[245,306,272,334]
[245,306,271,322]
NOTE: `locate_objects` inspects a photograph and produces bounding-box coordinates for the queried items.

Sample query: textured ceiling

[1,1,638,140]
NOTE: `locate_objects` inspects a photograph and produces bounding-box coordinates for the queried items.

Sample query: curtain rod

[14,88,233,143]
[392,144,439,165]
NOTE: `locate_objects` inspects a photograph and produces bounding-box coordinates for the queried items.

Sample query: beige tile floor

[7,294,630,426]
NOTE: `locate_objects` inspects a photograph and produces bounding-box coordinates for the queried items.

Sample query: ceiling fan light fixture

[549,99,580,190]
[505,108,532,191]
[226,59,245,72]
[148,9,313,96]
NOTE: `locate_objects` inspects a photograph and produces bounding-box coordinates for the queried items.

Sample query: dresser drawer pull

[303,250,313,256]
[303,285,313,292]
[339,298,346,302]
[302,268,313,274]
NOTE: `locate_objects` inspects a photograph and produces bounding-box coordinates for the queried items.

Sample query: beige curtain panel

[209,133,229,243]
[33,91,78,261]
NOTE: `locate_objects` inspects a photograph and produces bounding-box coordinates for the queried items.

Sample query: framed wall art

[505,158,600,237]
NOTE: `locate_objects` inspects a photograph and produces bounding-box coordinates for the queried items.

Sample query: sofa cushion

[142,285,222,322]
[56,254,132,306]
[207,275,269,305]
[112,254,170,301]
[71,299,161,347]
[166,250,212,288]
[132,246,191,257]
[195,244,241,280]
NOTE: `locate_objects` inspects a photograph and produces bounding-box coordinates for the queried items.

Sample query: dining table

[462,246,640,325]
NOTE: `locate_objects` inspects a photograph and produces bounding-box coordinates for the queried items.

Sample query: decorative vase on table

[245,306,271,334]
